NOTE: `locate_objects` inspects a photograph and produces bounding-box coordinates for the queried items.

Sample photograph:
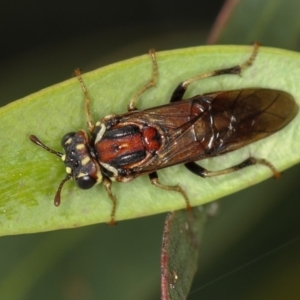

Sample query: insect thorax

[92,118,162,182]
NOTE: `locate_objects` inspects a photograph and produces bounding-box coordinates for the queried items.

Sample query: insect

[30,43,298,224]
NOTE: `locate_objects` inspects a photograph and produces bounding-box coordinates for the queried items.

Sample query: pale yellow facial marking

[65,138,72,145]
[77,172,86,178]
[81,156,91,166]
[76,143,85,150]
[61,154,66,161]
[66,167,72,174]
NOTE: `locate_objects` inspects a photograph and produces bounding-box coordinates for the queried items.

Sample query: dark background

[0,0,223,105]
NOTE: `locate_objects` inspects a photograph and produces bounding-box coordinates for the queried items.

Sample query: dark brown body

[29,44,299,223]
[94,88,298,182]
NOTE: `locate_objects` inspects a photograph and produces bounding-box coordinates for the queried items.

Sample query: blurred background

[0,0,300,299]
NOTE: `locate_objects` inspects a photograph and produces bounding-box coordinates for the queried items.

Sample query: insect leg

[74,69,95,133]
[128,49,158,111]
[170,42,260,102]
[103,177,118,225]
[149,172,191,209]
[185,157,281,179]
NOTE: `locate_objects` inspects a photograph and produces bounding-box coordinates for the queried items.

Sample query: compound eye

[75,175,96,189]
[61,132,76,147]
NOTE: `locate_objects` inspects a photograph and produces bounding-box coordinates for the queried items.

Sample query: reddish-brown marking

[142,127,161,153]
[96,132,144,164]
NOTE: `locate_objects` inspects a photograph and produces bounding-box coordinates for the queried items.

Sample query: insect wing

[124,88,298,174]
[207,89,298,152]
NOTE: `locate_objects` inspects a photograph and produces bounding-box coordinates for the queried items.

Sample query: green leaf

[161,208,206,300]
[1,45,299,236]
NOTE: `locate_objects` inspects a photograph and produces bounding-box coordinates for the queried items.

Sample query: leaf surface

[0,45,299,235]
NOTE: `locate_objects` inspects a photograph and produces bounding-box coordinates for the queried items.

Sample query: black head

[29,131,102,206]
[61,130,102,189]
